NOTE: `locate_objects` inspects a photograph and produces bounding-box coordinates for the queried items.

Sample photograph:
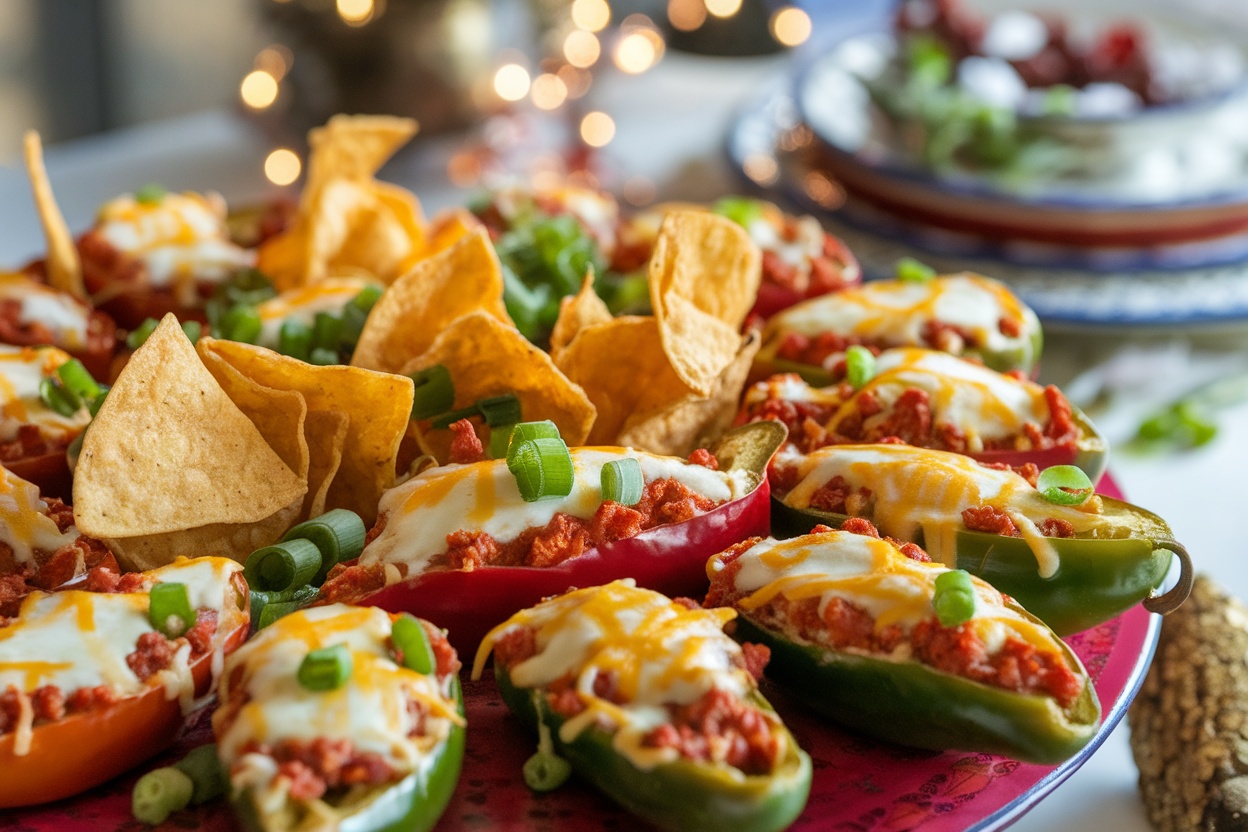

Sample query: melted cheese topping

[743,373,843,410]
[768,274,1038,361]
[255,277,379,349]
[0,345,90,443]
[0,465,79,567]
[829,349,1049,450]
[778,445,1105,578]
[216,605,462,806]
[474,580,761,771]
[0,274,91,351]
[0,557,243,753]
[361,449,752,575]
[746,212,824,271]
[96,192,253,289]
[714,532,1063,655]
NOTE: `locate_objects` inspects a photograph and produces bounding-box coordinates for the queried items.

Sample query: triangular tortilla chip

[73,315,306,551]
[400,311,596,461]
[200,355,310,482]
[23,132,84,300]
[303,410,350,519]
[549,272,612,363]
[351,228,510,374]
[197,338,413,524]
[303,115,418,204]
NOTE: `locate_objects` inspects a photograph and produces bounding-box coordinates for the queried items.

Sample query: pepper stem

[1143,540,1194,616]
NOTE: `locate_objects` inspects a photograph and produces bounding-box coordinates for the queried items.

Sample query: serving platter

[5,475,1159,832]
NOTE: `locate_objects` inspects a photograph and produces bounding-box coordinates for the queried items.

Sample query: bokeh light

[264,149,301,186]
[614,33,658,74]
[771,7,813,47]
[580,111,616,147]
[704,0,743,19]
[240,70,279,110]
[530,73,568,110]
[563,30,601,68]
[571,0,611,32]
[336,0,374,25]
[668,0,707,32]
[493,63,532,102]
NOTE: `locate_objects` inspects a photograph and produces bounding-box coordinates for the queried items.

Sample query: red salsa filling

[774,314,1022,370]
[0,496,115,617]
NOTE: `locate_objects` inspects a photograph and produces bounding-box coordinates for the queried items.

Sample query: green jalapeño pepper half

[752,273,1044,385]
[769,444,1192,635]
[705,528,1101,764]
[475,581,812,832]
[217,606,466,832]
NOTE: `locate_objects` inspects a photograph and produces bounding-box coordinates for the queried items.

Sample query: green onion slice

[298,644,353,691]
[1036,465,1094,506]
[39,376,82,417]
[507,437,574,502]
[149,582,196,638]
[279,319,313,362]
[134,183,167,205]
[489,423,516,459]
[309,347,338,366]
[56,359,100,402]
[896,256,936,283]
[312,311,343,352]
[932,569,976,627]
[601,458,643,505]
[476,394,522,427]
[350,285,383,313]
[131,767,193,825]
[391,613,436,674]
[127,318,160,350]
[173,744,228,806]
[249,585,319,628]
[244,538,322,593]
[282,509,367,584]
[258,598,306,629]
[181,321,202,343]
[88,387,109,417]
[410,364,455,421]
[504,420,560,459]
[339,303,368,350]
[845,345,876,390]
[711,196,765,228]
[221,305,262,344]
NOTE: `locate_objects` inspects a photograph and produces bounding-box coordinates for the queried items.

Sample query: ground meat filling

[0,424,67,466]
[493,624,779,775]
[0,500,116,616]
[706,521,1083,708]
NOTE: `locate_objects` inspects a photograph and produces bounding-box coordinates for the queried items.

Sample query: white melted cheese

[743,373,843,410]
[779,444,1104,579]
[767,274,1038,361]
[829,349,1049,449]
[0,274,91,351]
[474,580,763,772]
[0,465,79,567]
[746,213,825,270]
[216,604,462,803]
[0,557,243,753]
[255,277,379,349]
[95,192,254,289]
[0,345,91,443]
[361,448,752,575]
[715,532,1063,655]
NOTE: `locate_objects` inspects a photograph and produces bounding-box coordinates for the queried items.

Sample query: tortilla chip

[549,272,612,363]
[553,316,689,445]
[197,338,413,524]
[304,410,349,519]
[303,115,418,203]
[616,330,761,456]
[422,208,482,260]
[22,132,85,300]
[648,210,761,396]
[73,315,306,554]
[400,311,596,460]
[199,354,310,481]
[105,509,301,573]
[351,228,510,374]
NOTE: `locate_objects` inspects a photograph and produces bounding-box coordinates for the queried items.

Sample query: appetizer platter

[0,116,1192,831]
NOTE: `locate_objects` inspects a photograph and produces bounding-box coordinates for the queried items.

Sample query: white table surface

[3,50,1244,832]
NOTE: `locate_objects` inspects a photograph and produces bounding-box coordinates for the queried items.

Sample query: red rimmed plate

[5,477,1158,832]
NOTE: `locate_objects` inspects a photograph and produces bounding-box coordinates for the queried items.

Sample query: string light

[668,0,707,32]
[254,46,292,81]
[240,70,279,110]
[563,30,601,68]
[614,32,658,74]
[742,153,779,185]
[704,0,743,19]
[336,0,374,26]
[771,6,812,47]
[493,63,531,102]
[580,111,616,147]
[530,73,568,110]
[570,0,611,32]
[264,149,301,186]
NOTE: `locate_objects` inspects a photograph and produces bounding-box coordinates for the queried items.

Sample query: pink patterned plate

[4,477,1159,832]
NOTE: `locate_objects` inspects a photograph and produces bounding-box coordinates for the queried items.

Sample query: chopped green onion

[298,644,353,691]
[244,538,323,593]
[258,598,306,629]
[391,613,436,674]
[410,365,455,421]
[132,767,193,824]
[39,376,82,417]
[430,404,481,429]
[906,33,953,87]
[127,318,160,350]
[711,196,766,229]
[350,285,383,313]
[339,302,368,350]
[489,423,516,459]
[896,257,936,283]
[507,437,574,502]
[249,585,319,628]
[312,311,343,352]
[149,582,195,638]
[56,359,100,402]
[218,269,277,308]
[1174,401,1218,446]
[221,305,262,344]
[845,345,876,390]
[181,321,202,343]
[601,458,643,506]
[1036,465,1094,506]
[88,387,109,417]
[933,569,976,628]
[605,272,650,315]
[278,319,313,362]
[173,744,227,806]
[309,347,339,366]
[505,420,560,455]
[282,509,367,584]
[1043,84,1077,116]
[476,394,522,427]
[134,183,168,205]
